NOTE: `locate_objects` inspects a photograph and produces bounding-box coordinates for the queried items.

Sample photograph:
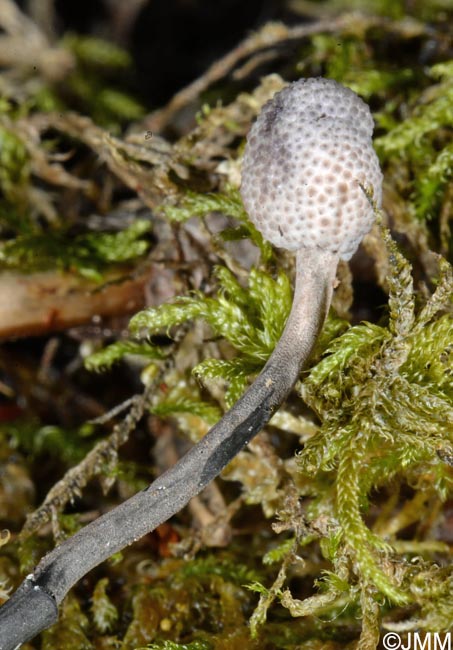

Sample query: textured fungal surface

[240,77,383,260]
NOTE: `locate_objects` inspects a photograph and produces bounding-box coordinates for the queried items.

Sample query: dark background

[17,0,302,106]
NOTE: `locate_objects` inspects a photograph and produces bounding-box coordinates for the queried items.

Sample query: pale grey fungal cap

[240,77,383,261]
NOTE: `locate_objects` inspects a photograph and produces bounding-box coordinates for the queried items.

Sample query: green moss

[0,127,30,202]
[162,190,273,262]
[4,418,95,465]
[91,578,118,634]
[302,33,413,100]
[375,60,453,226]
[141,642,212,650]
[130,265,291,364]
[58,34,145,127]
[62,34,133,70]
[125,258,293,417]
[284,225,453,607]
[41,595,93,650]
[0,219,151,279]
[85,340,166,372]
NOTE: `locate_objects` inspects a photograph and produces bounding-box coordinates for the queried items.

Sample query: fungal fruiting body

[241,77,383,260]
[0,78,383,650]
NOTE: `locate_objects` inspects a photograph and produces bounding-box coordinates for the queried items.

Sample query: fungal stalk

[0,78,382,650]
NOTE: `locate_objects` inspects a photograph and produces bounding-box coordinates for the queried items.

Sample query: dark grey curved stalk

[0,248,338,650]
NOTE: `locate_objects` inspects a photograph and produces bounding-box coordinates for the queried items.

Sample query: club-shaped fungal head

[240,77,383,261]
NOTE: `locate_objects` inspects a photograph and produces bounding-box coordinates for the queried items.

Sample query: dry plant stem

[0,247,338,650]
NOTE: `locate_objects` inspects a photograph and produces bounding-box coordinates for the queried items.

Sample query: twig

[0,267,152,340]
